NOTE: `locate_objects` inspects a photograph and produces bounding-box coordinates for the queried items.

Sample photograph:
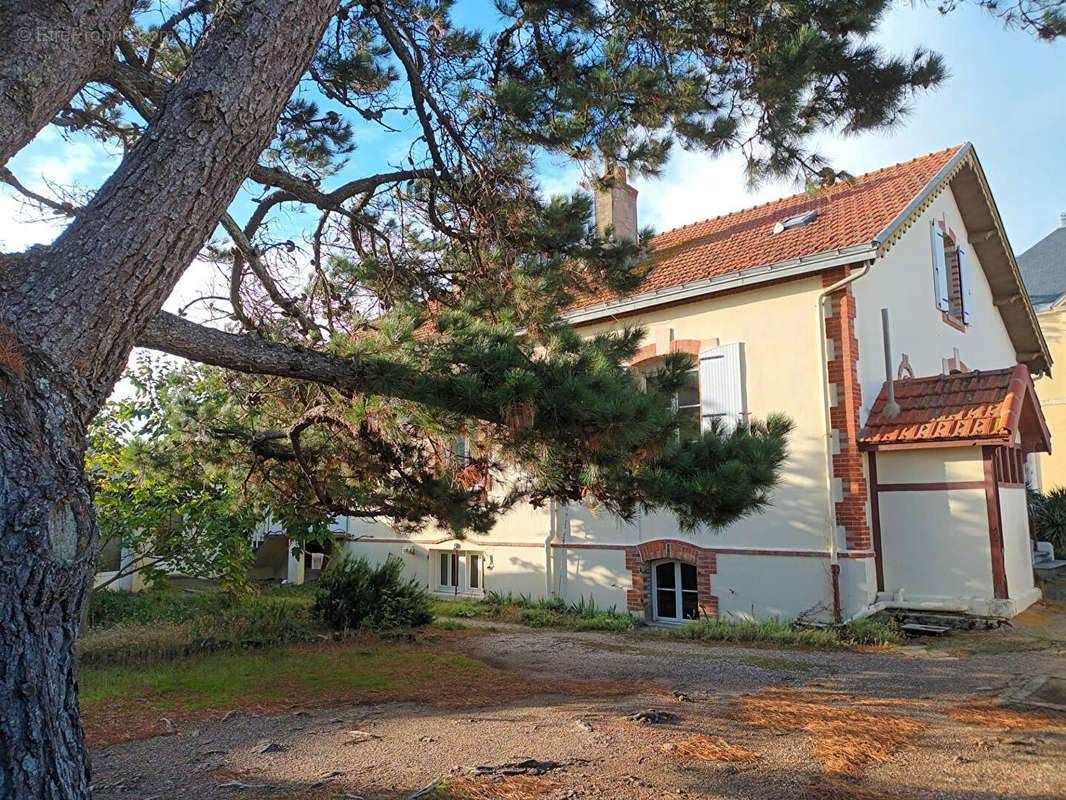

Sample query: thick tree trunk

[0,1,340,796]
[0,357,98,799]
[0,0,136,166]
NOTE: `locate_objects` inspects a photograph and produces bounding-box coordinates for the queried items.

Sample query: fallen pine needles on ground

[661,734,761,762]
[945,700,1066,730]
[732,688,925,776]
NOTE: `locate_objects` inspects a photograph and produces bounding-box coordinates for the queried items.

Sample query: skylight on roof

[772,210,818,235]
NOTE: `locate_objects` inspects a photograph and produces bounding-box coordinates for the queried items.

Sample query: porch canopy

[859,364,1051,454]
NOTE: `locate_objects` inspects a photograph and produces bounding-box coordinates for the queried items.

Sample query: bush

[1031,487,1066,554]
[310,555,434,631]
[87,586,231,628]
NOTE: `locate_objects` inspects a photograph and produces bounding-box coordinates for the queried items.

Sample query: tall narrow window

[438,552,459,591]
[931,221,970,328]
[468,554,481,589]
[674,368,701,442]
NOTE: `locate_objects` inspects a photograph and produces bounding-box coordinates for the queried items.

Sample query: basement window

[772,210,818,234]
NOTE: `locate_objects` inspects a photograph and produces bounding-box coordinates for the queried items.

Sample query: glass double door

[653,561,700,621]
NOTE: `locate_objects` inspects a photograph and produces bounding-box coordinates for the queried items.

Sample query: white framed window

[931,221,971,326]
[673,368,701,442]
[433,549,484,596]
[698,342,747,433]
[652,561,700,622]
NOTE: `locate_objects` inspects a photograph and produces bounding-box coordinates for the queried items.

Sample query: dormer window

[772,210,818,234]
[930,221,972,329]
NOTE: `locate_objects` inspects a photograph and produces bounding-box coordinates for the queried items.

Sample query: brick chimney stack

[594,165,638,243]
[1059,211,1066,228]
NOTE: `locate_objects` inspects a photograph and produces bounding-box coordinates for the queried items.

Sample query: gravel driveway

[89,619,1066,800]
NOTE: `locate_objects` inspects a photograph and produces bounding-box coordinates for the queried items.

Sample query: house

[331,143,1051,623]
[1017,216,1066,491]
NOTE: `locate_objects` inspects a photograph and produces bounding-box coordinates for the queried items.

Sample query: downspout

[816,260,873,623]
[545,499,556,598]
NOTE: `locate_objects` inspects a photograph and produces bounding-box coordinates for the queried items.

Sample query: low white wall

[712,554,833,622]
[878,487,993,599]
[999,486,1038,609]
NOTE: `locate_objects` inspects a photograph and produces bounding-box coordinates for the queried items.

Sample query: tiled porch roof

[860,364,1051,452]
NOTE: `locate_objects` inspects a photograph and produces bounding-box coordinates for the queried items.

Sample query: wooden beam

[993,294,1022,307]
[968,229,997,244]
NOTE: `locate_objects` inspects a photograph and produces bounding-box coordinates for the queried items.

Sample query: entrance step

[1035,561,1066,581]
[1037,577,1066,602]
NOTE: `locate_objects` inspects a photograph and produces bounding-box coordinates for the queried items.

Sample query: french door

[653,561,700,621]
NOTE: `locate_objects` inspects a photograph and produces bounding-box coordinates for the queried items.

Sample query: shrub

[310,555,433,631]
[87,586,231,628]
[1031,487,1066,554]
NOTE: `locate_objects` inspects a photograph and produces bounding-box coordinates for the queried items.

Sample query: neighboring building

[1018,215,1066,490]
[338,143,1051,622]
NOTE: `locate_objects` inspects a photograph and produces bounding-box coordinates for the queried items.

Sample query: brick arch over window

[625,539,718,619]
[626,338,704,367]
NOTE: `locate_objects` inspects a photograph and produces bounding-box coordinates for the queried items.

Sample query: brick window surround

[625,539,718,619]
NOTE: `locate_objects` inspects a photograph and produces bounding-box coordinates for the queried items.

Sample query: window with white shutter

[956,245,972,324]
[930,222,950,312]
[698,342,747,433]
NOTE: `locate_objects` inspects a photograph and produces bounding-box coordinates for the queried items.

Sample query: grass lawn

[79,631,629,747]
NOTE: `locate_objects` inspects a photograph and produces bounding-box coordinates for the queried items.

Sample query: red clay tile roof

[860,364,1051,452]
[571,145,965,311]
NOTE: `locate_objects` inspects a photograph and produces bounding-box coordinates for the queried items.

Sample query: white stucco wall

[874,447,984,484]
[853,187,1018,422]
[572,276,832,553]
[875,450,993,602]
[999,486,1038,610]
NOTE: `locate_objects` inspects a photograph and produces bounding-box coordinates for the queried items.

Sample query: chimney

[594,165,638,243]
[1060,211,1066,228]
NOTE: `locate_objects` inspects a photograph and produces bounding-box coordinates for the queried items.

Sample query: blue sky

[1,1,1064,310]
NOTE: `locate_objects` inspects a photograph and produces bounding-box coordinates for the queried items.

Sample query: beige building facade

[340,144,1051,622]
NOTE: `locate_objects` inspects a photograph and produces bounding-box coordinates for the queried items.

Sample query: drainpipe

[545,500,556,598]
[880,308,901,418]
[817,260,873,623]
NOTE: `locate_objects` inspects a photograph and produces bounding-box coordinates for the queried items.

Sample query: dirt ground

[89,605,1066,800]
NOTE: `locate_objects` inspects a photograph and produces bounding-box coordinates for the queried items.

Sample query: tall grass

[668,617,901,648]
[435,592,637,632]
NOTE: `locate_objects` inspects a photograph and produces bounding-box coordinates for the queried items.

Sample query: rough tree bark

[0,0,137,166]
[0,1,340,796]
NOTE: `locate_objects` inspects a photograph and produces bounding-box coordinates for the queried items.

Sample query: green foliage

[669,617,901,648]
[436,592,636,631]
[80,587,319,665]
[78,0,1056,548]
[1030,486,1066,553]
[87,587,231,628]
[310,555,434,631]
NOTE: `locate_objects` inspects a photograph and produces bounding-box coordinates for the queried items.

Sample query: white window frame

[673,366,701,442]
[651,560,700,623]
[432,549,485,597]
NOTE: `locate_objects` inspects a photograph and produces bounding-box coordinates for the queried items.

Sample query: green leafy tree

[1,0,1061,795]
[87,357,337,595]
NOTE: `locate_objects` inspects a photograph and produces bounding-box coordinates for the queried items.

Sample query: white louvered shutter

[699,343,746,434]
[956,245,972,324]
[931,222,950,311]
